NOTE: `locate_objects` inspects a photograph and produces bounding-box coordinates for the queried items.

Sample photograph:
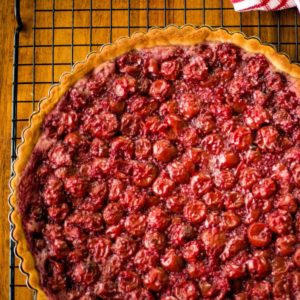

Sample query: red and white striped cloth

[231,0,300,11]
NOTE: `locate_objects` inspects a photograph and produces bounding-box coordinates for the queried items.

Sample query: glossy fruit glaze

[18,43,300,300]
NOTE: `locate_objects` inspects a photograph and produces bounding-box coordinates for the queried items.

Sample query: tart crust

[9,25,300,299]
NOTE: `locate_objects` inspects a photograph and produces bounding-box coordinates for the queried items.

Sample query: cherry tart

[11,26,300,300]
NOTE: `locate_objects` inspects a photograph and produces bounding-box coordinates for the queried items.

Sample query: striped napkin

[231,0,300,11]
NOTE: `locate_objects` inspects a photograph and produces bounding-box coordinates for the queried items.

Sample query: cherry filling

[19,43,300,299]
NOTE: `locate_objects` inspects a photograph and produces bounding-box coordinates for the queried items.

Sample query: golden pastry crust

[9,25,300,299]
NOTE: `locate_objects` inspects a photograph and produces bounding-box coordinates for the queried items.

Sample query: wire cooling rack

[10,0,299,299]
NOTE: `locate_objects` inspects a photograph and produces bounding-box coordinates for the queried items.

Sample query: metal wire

[51,0,55,84]
[89,0,92,52]
[296,11,299,62]
[10,0,23,297]
[277,11,281,51]
[71,0,75,64]
[10,1,300,299]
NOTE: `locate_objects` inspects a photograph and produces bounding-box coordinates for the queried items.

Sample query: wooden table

[0,1,299,299]
[1,1,17,299]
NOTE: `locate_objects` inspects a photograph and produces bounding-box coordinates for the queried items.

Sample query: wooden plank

[0,1,16,299]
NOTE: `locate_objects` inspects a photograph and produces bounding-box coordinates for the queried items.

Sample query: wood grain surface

[1,1,299,299]
[1,1,17,300]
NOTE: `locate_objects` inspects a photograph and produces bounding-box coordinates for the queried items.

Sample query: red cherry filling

[19,43,300,299]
